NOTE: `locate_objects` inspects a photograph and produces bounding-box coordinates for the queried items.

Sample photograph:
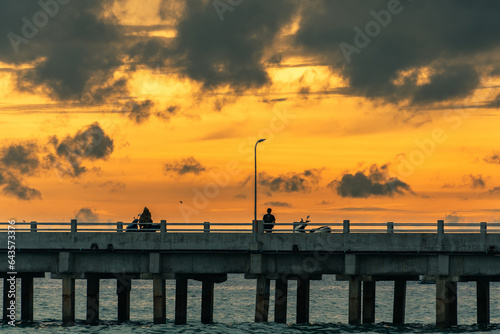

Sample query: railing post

[204,222,210,233]
[161,220,166,234]
[343,220,350,234]
[480,222,487,234]
[258,220,264,235]
[30,221,37,232]
[437,220,444,234]
[117,221,123,232]
[387,222,394,234]
[71,219,77,234]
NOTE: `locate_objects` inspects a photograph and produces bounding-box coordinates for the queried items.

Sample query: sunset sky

[1,0,500,227]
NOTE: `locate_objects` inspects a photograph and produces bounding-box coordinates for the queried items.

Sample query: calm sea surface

[1,275,500,333]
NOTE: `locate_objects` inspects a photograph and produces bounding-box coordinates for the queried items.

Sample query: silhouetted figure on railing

[263,208,276,233]
[139,207,153,229]
[126,207,160,232]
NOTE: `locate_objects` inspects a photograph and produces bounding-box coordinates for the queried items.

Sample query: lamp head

[257,138,266,143]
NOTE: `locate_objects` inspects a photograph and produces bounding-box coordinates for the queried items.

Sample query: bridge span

[1,219,500,326]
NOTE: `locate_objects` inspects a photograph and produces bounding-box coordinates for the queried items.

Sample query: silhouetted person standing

[139,207,153,229]
[263,208,276,233]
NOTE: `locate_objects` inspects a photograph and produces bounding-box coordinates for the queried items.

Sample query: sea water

[1,275,500,333]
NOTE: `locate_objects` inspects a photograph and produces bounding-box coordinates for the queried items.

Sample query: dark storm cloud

[331,164,412,198]
[0,142,42,200]
[0,0,124,101]
[48,122,114,177]
[164,157,207,176]
[75,207,99,222]
[295,0,500,104]
[132,0,299,90]
[2,174,41,200]
[0,142,40,175]
[0,123,115,200]
[259,169,322,193]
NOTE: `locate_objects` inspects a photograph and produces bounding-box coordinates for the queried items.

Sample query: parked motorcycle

[293,215,331,233]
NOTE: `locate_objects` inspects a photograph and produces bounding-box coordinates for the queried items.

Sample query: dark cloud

[1,172,41,200]
[0,142,42,200]
[99,181,126,193]
[259,169,322,193]
[156,105,179,121]
[468,174,485,189]
[49,122,114,177]
[125,100,155,124]
[331,164,412,198]
[131,0,299,90]
[295,1,500,105]
[164,157,206,175]
[484,152,500,164]
[0,142,39,175]
[445,212,462,224]
[488,187,500,195]
[0,123,114,200]
[265,201,291,208]
[75,207,99,222]
[334,206,401,212]
[0,1,124,101]
[234,193,247,199]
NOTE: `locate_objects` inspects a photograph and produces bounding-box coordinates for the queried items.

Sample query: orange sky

[1,0,500,227]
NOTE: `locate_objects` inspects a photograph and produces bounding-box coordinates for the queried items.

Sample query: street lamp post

[254,138,266,242]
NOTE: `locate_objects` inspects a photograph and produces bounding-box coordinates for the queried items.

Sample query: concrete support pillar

[117,278,131,321]
[296,278,310,324]
[477,280,490,325]
[393,280,406,324]
[62,275,75,326]
[3,277,16,322]
[274,278,288,323]
[254,276,270,322]
[201,281,214,324]
[348,277,362,325]
[21,276,34,321]
[87,277,99,325]
[362,281,375,324]
[175,277,188,325]
[153,275,166,324]
[436,279,457,327]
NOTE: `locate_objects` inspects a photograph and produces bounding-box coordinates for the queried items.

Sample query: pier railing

[1,219,500,233]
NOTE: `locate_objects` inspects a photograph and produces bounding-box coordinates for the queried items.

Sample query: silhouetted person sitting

[263,208,276,233]
[139,207,153,229]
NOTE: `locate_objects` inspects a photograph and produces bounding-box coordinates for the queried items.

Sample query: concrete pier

[2,228,500,326]
[274,278,288,323]
[348,277,362,325]
[117,278,131,321]
[87,277,99,325]
[62,275,75,326]
[362,281,376,324]
[175,277,188,325]
[201,281,214,324]
[436,279,457,327]
[296,277,310,324]
[477,280,490,324]
[153,275,166,324]
[393,280,406,324]
[3,277,15,322]
[21,276,34,321]
[254,276,270,322]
